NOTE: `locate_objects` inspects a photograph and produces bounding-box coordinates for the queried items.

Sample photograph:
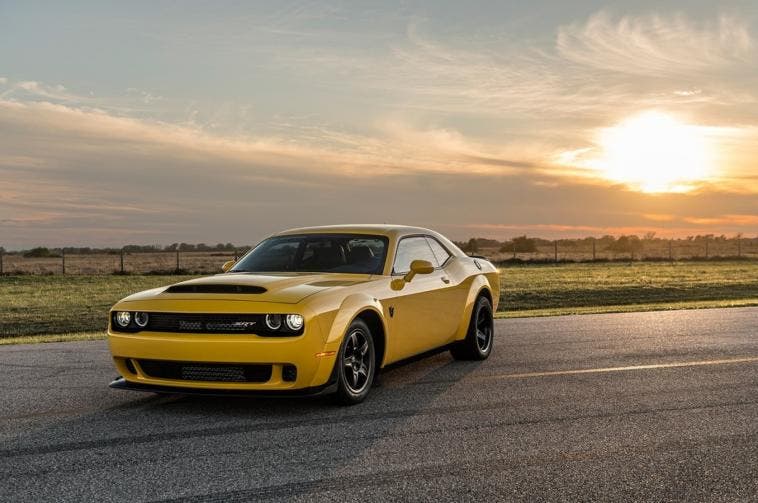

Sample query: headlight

[115,311,131,327]
[285,314,304,331]
[134,312,149,328]
[265,314,282,330]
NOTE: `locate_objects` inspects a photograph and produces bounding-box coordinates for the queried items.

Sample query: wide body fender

[452,272,498,342]
[309,292,387,353]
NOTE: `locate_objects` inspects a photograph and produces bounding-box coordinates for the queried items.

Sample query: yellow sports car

[108,225,499,404]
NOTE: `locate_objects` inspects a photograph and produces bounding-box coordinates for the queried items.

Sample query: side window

[393,236,438,274]
[426,237,451,266]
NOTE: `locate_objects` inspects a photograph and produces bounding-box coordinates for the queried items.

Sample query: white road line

[488,357,758,380]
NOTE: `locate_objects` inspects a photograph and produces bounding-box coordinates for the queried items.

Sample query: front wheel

[333,318,376,405]
[450,295,494,361]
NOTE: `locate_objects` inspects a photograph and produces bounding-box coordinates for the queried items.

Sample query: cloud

[1,96,755,248]
[279,11,756,122]
[2,9,757,248]
[683,214,758,226]
[557,12,752,77]
[0,98,555,247]
[1,80,78,101]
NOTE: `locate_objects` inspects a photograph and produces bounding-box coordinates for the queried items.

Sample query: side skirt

[380,343,457,372]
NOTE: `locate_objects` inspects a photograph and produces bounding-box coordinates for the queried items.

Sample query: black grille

[165,284,267,294]
[148,313,263,333]
[138,360,272,383]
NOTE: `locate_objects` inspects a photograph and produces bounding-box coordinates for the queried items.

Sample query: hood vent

[165,284,267,294]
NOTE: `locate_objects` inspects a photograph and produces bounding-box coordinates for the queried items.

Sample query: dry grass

[2,261,756,343]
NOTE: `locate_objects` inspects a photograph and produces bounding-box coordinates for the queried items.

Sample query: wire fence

[1,237,756,275]
[0,250,244,275]
[483,237,757,265]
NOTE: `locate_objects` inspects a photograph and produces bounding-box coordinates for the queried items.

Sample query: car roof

[269,224,467,272]
[274,224,439,240]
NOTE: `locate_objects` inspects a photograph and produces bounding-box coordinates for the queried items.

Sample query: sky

[1,0,757,249]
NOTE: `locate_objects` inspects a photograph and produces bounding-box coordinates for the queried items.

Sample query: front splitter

[109,376,337,398]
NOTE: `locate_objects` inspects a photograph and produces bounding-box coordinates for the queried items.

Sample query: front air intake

[138,360,272,383]
[165,284,267,294]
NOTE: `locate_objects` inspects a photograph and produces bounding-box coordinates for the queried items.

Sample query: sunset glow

[0,3,756,248]
[594,112,713,193]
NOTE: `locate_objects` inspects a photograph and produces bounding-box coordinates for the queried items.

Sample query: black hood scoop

[165,284,267,294]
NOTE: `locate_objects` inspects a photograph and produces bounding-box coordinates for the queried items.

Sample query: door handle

[441,276,450,284]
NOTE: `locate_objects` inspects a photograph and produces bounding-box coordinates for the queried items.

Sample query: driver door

[384,236,453,361]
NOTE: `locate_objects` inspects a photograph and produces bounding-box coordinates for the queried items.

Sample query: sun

[593,111,713,193]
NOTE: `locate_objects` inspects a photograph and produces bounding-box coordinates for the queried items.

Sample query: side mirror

[391,259,434,290]
[221,260,236,273]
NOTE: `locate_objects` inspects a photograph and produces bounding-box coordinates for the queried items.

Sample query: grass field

[498,261,757,317]
[1,261,756,343]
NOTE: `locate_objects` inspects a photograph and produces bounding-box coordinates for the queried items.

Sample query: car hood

[121,272,376,305]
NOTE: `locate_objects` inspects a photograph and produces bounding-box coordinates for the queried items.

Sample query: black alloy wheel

[450,295,494,361]
[334,318,375,405]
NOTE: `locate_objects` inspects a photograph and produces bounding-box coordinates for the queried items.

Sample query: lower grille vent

[138,360,272,383]
[148,313,262,333]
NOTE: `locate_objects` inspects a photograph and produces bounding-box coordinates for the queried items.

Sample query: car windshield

[231,234,389,274]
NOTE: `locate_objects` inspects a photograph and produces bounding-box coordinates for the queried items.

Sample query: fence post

[705,237,709,259]
[592,239,596,261]
[175,249,180,272]
[737,237,741,257]
[554,241,558,263]
[120,248,125,274]
[512,243,516,259]
[0,248,3,275]
[669,239,673,262]
[234,249,238,262]
[61,248,66,275]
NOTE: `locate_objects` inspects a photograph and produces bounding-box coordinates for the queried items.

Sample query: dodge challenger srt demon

[108,225,499,404]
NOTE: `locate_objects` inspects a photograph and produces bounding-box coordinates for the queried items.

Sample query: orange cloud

[683,214,758,226]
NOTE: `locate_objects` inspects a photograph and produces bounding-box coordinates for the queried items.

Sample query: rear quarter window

[426,237,452,266]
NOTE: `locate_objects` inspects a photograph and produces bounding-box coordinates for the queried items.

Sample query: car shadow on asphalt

[1,345,486,502]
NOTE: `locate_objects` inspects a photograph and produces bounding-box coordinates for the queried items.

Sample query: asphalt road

[1,307,757,502]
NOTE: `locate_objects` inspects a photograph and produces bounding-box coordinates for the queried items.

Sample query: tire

[450,295,494,361]
[333,318,376,405]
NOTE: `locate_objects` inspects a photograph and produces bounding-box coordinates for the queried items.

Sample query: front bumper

[109,329,340,391]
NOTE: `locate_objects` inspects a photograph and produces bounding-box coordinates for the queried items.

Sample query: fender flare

[453,275,493,341]
[323,292,387,347]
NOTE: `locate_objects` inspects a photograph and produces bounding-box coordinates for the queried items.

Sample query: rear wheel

[450,295,494,361]
[333,318,375,405]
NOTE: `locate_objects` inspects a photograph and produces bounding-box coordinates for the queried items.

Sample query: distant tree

[466,238,479,254]
[23,247,58,258]
[643,231,657,241]
[606,235,642,253]
[475,238,500,248]
[505,235,537,252]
